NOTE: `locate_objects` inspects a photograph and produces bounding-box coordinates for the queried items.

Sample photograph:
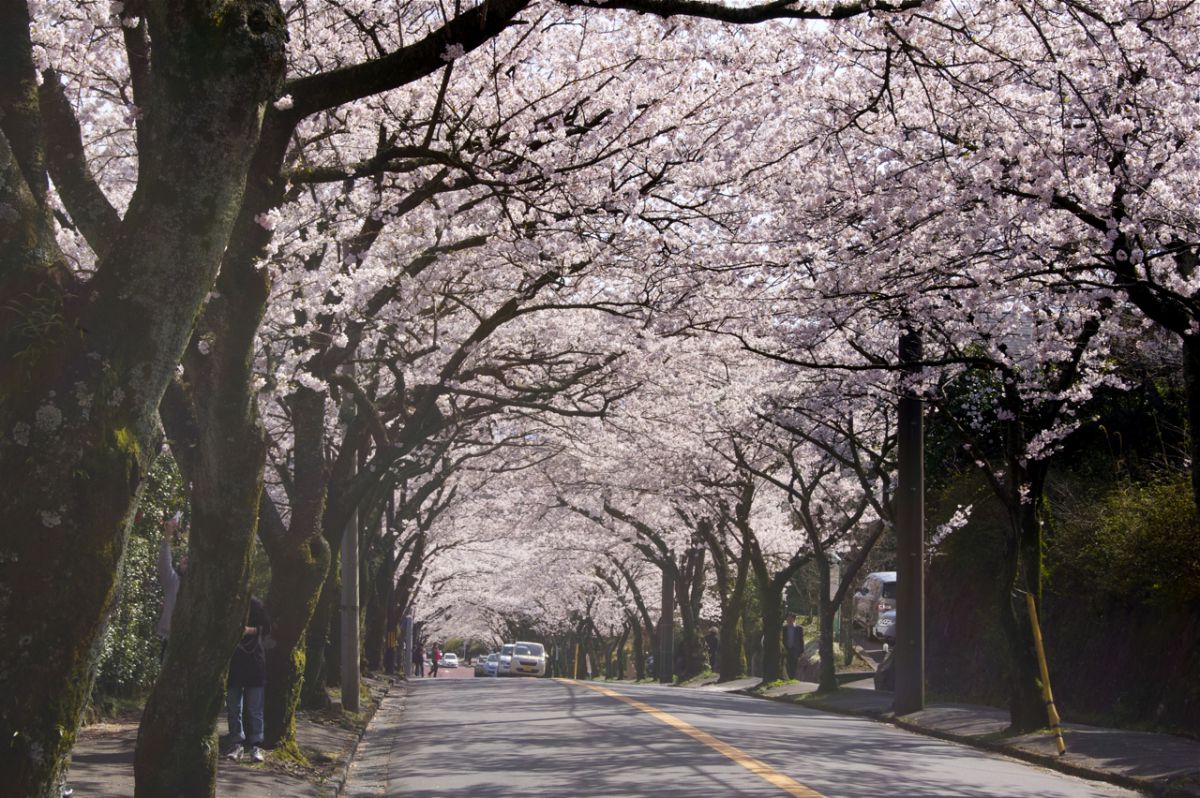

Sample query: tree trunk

[0,7,285,794]
[758,570,786,684]
[363,544,393,672]
[263,388,332,752]
[994,415,1051,733]
[300,559,338,711]
[135,255,269,796]
[717,551,750,682]
[674,549,707,680]
[264,540,329,751]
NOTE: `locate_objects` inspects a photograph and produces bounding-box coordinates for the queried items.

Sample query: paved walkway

[66,676,396,797]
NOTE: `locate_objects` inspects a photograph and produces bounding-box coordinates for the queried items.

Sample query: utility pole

[339,362,361,712]
[400,608,413,679]
[659,551,675,684]
[894,329,925,715]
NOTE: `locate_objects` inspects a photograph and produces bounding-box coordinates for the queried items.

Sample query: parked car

[484,652,500,677]
[854,571,897,638]
[873,609,896,644]
[474,655,490,676]
[441,652,459,668]
[498,643,515,676]
[510,641,547,677]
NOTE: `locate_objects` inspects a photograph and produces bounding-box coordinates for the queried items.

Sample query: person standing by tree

[156,512,187,659]
[412,640,425,678]
[225,596,271,763]
[783,613,805,680]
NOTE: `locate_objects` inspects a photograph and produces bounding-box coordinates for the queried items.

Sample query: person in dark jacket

[225,596,270,762]
[705,628,719,673]
[783,613,805,679]
[412,640,425,677]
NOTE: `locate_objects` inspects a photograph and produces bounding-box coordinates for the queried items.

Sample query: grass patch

[757,678,800,691]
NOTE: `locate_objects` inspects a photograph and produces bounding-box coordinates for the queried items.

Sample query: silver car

[498,643,515,676]
[873,609,896,644]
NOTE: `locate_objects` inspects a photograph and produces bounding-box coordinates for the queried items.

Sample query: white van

[853,571,897,638]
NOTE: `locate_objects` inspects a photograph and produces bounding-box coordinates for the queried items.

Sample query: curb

[751,688,1189,798]
[329,676,401,798]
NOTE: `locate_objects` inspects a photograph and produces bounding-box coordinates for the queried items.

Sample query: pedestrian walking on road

[225,595,271,763]
[783,613,805,680]
[156,512,188,659]
[430,643,442,677]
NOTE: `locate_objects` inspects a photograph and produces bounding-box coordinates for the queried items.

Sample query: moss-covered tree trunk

[262,388,331,752]
[363,544,393,671]
[134,253,270,797]
[0,5,285,795]
[300,557,339,711]
[263,540,329,751]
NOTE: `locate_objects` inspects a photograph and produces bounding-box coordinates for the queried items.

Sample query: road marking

[559,680,828,798]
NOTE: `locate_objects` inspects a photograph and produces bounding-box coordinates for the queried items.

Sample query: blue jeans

[226,686,265,746]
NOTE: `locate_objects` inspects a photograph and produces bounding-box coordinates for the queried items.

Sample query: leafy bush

[92,452,187,704]
[1056,474,1200,608]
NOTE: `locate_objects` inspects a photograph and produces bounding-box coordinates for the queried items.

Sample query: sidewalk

[675,672,1200,798]
[67,676,393,797]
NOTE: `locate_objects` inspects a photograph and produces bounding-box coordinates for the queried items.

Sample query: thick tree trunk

[263,388,332,751]
[135,291,268,796]
[0,7,285,795]
[363,545,393,671]
[629,617,646,680]
[717,551,750,682]
[998,436,1049,733]
[300,560,338,711]
[673,549,707,680]
[264,540,330,750]
[134,162,273,794]
[759,573,786,684]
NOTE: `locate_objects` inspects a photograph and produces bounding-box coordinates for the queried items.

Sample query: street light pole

[894,329,925,715]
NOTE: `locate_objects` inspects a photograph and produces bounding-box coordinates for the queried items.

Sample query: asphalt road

[345,677,1139,798]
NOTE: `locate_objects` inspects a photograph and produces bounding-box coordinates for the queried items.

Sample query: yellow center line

[558,679,828,798]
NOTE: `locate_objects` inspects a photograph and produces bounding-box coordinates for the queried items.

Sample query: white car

[510,641,547,677]
[498,643,515,676]
[441,652,459,668]
[484,653,499,677]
